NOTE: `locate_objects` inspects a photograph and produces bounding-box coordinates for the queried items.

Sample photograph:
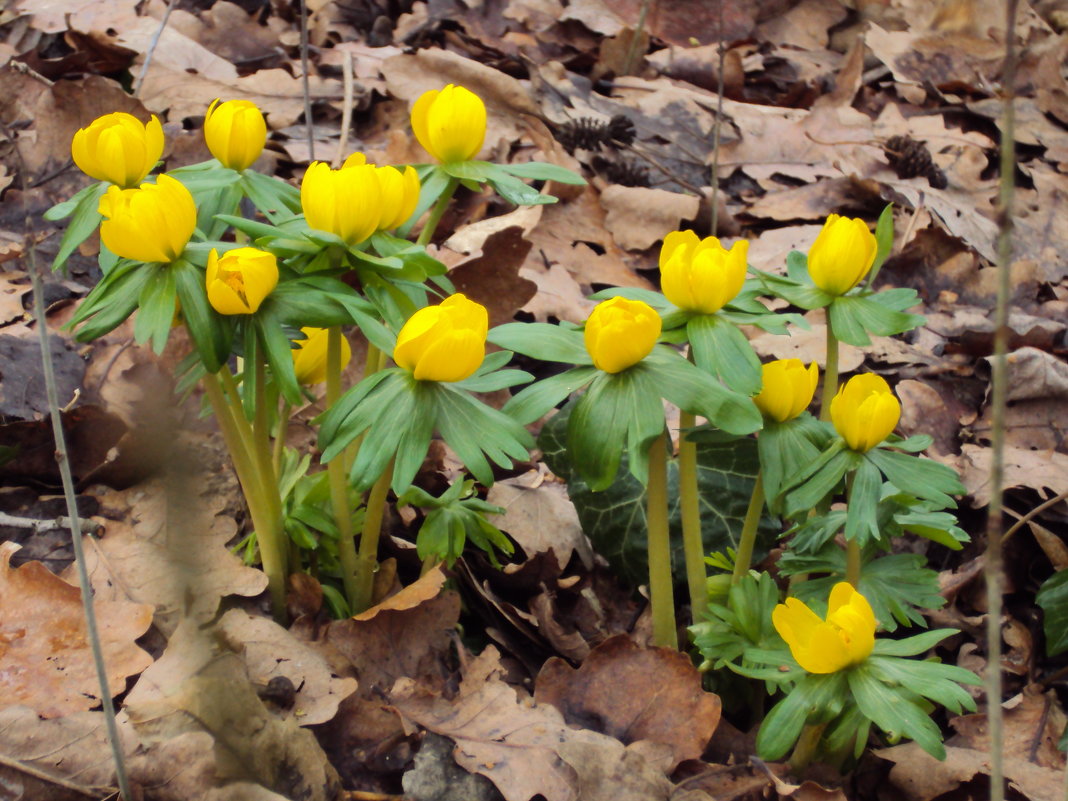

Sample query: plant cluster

[51,89,978,769]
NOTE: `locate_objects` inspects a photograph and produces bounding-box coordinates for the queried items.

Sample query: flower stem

[252,358,286,574]
[677,410,706,616]
[819,321,839,421]
[844,469,861,587]
[204,371,287,618]
[353,458,395,613]
[647,431,678,649]
[326,326,360,609]
[416,177,459,247]
[272,400,291,477]
[789,722,827,774]
[732,471,765,585]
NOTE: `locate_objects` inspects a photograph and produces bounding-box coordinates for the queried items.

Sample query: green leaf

[392,382,437,492]
[132,264,175,354]
[758,415,826,509]
[783,444,854,518]
[847,664,947,759]
[565,372,636,490]
[49,182,107,272]
[686,314,762,395]
[756,673,848,760]
[828,295,926,347]
[442,160,495,182]
[499,161,587,185]
[644,348,763,436]
[318,369,399,458]
[756,266,832,310]
[345,377,418,491]
[845,458,883,547]
[485,169,558,206]
[172,258,231,372]
[488,322,593,364]
[872,629,958,657]
[869,203,894,283]
[865,448,963,508]
[256,310,302,405]
[1038,570,1068,656]
[435,384,534,488]
[68,260,148,341]
[541,406,776,587]
[866,655,979,714]
[398,168,454,238]
[240,169,302,222]
[502,367,598,425]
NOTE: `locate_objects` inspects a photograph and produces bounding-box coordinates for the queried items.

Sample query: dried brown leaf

[487,471,592,568]
[600,186,699,251]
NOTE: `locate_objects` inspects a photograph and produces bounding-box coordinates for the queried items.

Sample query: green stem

[420,554,440,578]
[326,326,360,609]
[647,432,678,649]
[273,400,291,478]
[678,410,706,616]
[789,722,827,774]
[732,471,765,585]
[218,367,258,462]
[252,358,287,576]
[204,372,287,618]
[416,178,459,247]
[844,470,861,587]
[353,458,395,613]
[819,321,839,421]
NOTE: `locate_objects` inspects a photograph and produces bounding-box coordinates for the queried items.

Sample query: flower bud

[98,174,196,264]
[206,247,278,315]
[301,159,381,246]
[341,153,421,231]
[410,84,486,163]
[292,327,350,385]
[394,294,488,382]
[807,214,877,296]
[753,359,819,422]
[830,373,901,452]
[659,230,748,314]
[584,297,662,374]
[72,112,164,188]
[772,582,876,673]
[204,99,267,172]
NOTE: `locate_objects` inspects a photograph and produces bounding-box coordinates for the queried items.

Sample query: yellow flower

[206,247,278,315]
[300,159,381,246]
[204,98,267,172]
[98,174,196,263]
[584,297,662,374]
[807,214,878,295]
[753,359,819,422]
[772,582,876,674]
[71,112,164,188]
[411,84,486,163]
[830,373,901,452]
[292,327,350,385]
[394,294,488,382]
[342,153,420,231]
[659,230,748,314]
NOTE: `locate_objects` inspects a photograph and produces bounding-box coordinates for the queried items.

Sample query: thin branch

[0,752,112,798]
[620,0,654,76]
[300,0,315,162]
[0,511,101,535]
[132,0,179,97]
[986,3,1021,800]
[709,0,726,235]
[332,49,354,168]
[1001,489,1068,544]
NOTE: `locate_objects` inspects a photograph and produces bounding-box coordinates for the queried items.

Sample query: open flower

[98,174,196,263]
[394,294,488,382]
[411,84,486,163]
[206,247,278,315]
[204,99,267,171]
[807,214,877,296]
[772,582,876,673]
[72,112,164,188]
[584,297,662,374]
[753,359,819,422]
[292,327,350,385]
[659,230,748,314]
[301,158,382,246]
[830,373,900,452]
[342,153,420,231]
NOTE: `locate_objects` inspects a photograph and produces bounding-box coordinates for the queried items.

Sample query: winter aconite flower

[204,99,267,171]
[772,582,876,674]
[293,327,350,385]
[394,294,488,382]
[753,359,819,422]
[97,174,196,263]
[830,373,901,452]
[72,112,164,188]
[659,230,748,314]
[807,214,878,296]
[301,158,382,246]
[584,297,662,374]
[206,247,278,315]
[411,84,486,163]
[342,153,420,231]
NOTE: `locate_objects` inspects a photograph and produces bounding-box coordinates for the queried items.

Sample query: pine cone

[883,135,948,189]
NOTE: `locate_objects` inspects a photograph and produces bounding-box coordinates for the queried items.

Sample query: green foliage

[1037,569,1068,656]
[540,406,775,587]
[398,480,512,565]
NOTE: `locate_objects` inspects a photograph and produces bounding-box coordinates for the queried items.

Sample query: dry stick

[0,753,111,798]
[709,0,727,236]
[620,0,654,76]
[332,50,354,168]
[299,0,315,162]
[987,2,1020,799]
[132,0,179,96]
[26,224,132,801]
[0,510,100,534]
[1001,489,1068,544]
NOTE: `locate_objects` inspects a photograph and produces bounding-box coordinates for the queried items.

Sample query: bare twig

[986,3,1021,800]
[300,0,315,162]
[333,49,354,168]
[0,752,113,798]
[132,0,179,97]
[1001,490,1068,544]
[0,511,101,535]
[709,0,726,235]
[620,0,654,76]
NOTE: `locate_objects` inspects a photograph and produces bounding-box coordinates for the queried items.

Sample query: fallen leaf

[353,564,447,621]
[487,470,593,568]
[0,540,153,718]
[600,186,700,251]
[534,635,721,770]
[956,444,1068,507]
[447,227,538,327]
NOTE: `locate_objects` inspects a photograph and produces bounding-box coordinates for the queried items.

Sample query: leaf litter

[1,0,1068,799]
